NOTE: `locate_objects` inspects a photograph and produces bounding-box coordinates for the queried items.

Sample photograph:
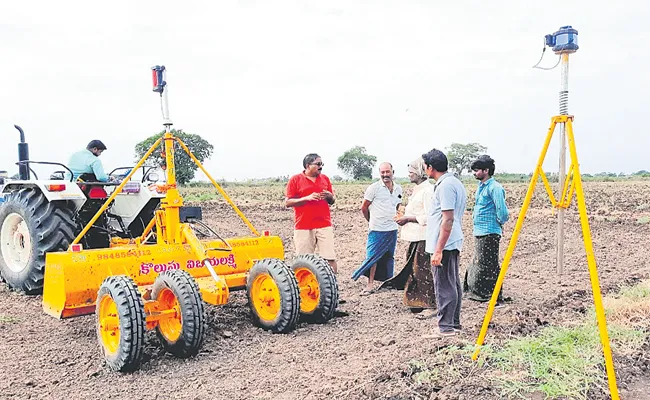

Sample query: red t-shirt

[286,172,333,230]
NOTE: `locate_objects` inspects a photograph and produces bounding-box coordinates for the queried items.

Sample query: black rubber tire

[289,254,339,324]
[0,188,76,294]
[151,269,206,358]
[246,258,300,333]
[96,275,146,373]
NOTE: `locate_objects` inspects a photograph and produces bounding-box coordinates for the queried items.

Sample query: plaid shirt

[472,177,509,236]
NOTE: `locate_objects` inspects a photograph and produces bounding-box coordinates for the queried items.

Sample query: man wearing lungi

[379,157,436,316]
[464,155,509,307]
[353,162,403,295]
[422,149,467,338]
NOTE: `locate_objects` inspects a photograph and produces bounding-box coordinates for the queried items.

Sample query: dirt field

[1,180,649,399]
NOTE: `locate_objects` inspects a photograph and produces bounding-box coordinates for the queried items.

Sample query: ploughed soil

[1,181,649,399]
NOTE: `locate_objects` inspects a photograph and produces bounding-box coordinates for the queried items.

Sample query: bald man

[352,162,403,294]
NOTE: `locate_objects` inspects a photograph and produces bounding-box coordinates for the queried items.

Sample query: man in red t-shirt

[285,153,338,273]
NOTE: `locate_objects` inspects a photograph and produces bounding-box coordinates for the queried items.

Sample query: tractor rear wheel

[0,188,76,294]
[96,275,146,372]
[246,258,300,333]
[289,254,339,323]
[151,269,206,358]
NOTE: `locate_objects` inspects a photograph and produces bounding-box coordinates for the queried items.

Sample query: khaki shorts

[293,226,336,260]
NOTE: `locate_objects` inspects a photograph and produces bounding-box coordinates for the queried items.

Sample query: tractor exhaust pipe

[14,125,30,180]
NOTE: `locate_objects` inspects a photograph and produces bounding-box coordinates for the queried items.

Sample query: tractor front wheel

[96,275,146,372]
[246,258,300,333]
[289,254,339,324]
[151,269,206,358]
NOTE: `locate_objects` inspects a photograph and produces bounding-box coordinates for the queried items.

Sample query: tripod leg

[566,119,620,399]
[472,118,558,360]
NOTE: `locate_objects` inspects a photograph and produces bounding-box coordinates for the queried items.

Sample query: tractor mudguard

[2,182,87,211]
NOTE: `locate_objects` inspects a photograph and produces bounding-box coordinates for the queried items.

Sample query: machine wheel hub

[0,213,32,273]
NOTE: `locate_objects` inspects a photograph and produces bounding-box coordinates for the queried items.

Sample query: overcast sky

[2,1,649,181]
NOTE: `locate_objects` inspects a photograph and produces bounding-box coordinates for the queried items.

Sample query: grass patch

[406,347,467,387]
[407,280,650,399]
[636,216,650,224]
[635,203,650,211]
[485,323,643,399]
[0,315,20,324]
[602,279,650,328]
[485,280,650,399]
[618,282,650,300]
[184,192,218,202]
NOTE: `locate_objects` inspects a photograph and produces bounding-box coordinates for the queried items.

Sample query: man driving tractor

[66,140,109,182]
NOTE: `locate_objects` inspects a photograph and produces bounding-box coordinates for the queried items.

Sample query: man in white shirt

[352,162,403,294]
[379,157,435,316]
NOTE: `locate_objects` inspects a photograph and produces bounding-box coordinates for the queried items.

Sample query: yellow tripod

[470,114,620,399]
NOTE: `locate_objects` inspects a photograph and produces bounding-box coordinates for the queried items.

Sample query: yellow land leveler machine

[0,65,339,372]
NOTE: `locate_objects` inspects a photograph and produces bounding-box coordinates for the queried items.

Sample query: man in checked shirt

[464,155,510,308]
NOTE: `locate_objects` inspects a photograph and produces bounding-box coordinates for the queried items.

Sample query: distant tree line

[335,142,488,179]
[2,135,647,184]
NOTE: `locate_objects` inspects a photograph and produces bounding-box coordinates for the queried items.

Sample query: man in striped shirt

[464,155,510,307]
